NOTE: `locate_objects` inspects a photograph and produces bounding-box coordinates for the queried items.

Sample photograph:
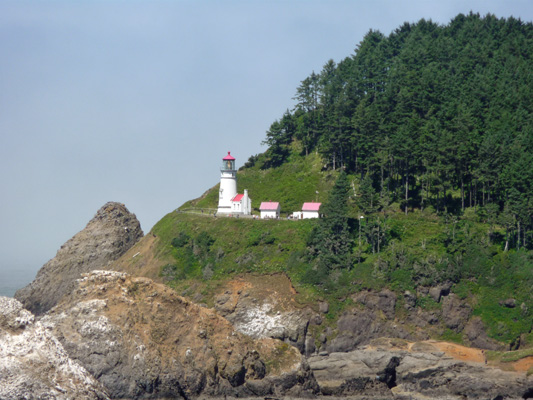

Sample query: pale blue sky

[1,0,532,292]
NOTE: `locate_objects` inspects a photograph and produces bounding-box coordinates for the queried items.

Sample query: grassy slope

[147,148,532,349]
[179,150,337,215]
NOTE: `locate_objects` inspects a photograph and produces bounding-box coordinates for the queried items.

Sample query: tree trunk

[443,184,448,214]
[405,173,408,216]
[461,178,465,212]
[381,164,384,195]
[469,180,472,208]
[517,221,520,250]
[504,228,509,252]
[377,223,380,254]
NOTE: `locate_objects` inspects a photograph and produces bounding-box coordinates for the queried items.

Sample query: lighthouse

[217,152,251,215]
[217,152,237,214]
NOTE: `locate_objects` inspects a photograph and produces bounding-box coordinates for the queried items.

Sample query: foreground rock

[0,296,109,400]
[308,338,533,400]
[42,271,316,399]
[15,202,143,315]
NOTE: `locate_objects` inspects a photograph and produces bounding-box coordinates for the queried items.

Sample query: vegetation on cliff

[155,13,532,350]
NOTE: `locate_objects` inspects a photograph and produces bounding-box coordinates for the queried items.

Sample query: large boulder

[0,296,109,400]
[15,202,143,315]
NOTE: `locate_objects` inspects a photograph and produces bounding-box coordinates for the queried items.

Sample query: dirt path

[512,356,533,372]
[416,341,532,373]
[428,341,486,363]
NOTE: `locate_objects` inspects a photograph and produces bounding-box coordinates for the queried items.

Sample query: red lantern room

[222,151,236,171]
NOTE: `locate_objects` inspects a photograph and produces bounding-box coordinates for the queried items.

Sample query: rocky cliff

[0,296,109,400]
[5,202,532,399]
[308,338,533,399]
[15,202,143,315]
[39,270,316,399]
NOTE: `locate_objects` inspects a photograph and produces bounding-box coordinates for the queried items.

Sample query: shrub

[171,232,190,248]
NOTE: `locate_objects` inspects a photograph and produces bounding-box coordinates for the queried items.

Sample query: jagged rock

[464,317,506,351]
[213,274,317,354]
[41,271,311,399]
[15,202,143,315]
[325,289,415,353]
[308,350,392,396]
[354,289,397,319]
[0,296,109,400]
[428,282,452,303]
[327,307,412,353]
[308,340,533,400]
[319,301,329,314]
[404,290,417,309]
[442,293,472,331]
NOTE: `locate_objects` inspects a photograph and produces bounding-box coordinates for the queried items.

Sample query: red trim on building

[259,201,280,210]
[302,202,321,211]
[223,151,236,160]
[231,194,244,202]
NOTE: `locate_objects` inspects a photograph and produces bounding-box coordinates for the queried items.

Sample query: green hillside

[154,150,532,347]
[179,148,337,215]
[153,13,532,349]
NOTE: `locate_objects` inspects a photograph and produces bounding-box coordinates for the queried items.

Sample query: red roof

[231,194,244,202]
[302,202,321,211]
[259,201,280,211]
[223,151,236,161]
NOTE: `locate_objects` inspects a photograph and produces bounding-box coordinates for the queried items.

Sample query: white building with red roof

[297,202,321,219]
[259,201,280,219]
[230,190,251,215]
[217,152,251,215]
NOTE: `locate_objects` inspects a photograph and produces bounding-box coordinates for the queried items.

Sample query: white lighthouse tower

[217,152,238,214]
[217,151,252,215]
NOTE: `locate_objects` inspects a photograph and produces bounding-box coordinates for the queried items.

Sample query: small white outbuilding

[259,201,280,219]
[302,202,321,219]
[230,189,252,215]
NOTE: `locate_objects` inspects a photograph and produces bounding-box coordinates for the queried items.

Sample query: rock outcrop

[326,290,415,353]
[42,270,316,399]
[0,296,109,400]
[15,202,143,315]
[213,274,318,355]
[308,338,533,399]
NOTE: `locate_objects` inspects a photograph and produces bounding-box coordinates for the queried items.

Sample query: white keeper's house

[259,201,280,219]
[217,152,251,215]
[302,202,321,219]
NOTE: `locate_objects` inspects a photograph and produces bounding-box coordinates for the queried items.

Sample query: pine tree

[308,171,353,273]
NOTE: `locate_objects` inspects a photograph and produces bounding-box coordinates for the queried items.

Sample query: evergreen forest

[259,12,532,252]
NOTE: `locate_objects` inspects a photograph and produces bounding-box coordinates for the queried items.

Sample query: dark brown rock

[428,282,452,303]
[354,289,397,319]
[327,308,412,353]
[15,202,143,315]
[442,293,472,331]
[464,317,506,351]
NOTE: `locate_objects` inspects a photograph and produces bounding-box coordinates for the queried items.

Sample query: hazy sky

[1,0,532,288]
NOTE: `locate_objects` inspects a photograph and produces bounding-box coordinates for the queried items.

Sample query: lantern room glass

[222,159,235,170]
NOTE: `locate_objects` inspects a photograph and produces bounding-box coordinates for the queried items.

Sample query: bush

[171,232,190,248]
